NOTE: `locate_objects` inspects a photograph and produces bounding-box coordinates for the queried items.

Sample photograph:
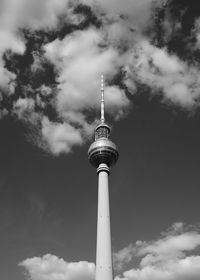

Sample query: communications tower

[88,75,119,280]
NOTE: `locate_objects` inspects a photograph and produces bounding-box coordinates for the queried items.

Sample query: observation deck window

[95,126,109,140]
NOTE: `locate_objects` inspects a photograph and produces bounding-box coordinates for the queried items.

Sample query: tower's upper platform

[88,75,119,168]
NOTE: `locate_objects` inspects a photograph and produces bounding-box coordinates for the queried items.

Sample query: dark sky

[1,96,200,279]
[1,1,200,280]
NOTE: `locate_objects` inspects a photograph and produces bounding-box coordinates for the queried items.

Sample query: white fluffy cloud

[116,257,200,280]
[44,27,130,117]
[41,117,83,155]
[114,223,200,280]
[126,39,200,107]
[19,254,95,280]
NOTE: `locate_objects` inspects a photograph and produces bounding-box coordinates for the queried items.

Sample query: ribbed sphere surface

[88,138,118,168]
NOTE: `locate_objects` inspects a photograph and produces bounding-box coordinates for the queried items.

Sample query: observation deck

[88,122,118,168]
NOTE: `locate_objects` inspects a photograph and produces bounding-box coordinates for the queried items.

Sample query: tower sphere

[88,122,119,168]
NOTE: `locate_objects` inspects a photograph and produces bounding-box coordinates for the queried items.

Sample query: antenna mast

[101,74,105,123]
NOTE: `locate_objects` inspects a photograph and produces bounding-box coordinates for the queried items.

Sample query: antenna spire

[101,74,105,123]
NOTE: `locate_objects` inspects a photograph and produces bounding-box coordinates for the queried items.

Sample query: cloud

[116,257,200,280]
[41,116,83,155]
[114,244,135,271]
[19,254,95,280]
[192,17,200,50]
[13,98,35,118]
[137,231,200,267]
[0,30,25,93]
[44,27,130,116]
[114,222,200,280]
[125,39,200,108]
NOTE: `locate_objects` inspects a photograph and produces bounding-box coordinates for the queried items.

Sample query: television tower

[88,75,119,280]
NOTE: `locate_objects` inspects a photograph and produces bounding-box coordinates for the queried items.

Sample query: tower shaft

[96,163,113,280]
[88,75,118,280]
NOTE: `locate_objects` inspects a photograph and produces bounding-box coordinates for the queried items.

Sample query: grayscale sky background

[0,1,200,280]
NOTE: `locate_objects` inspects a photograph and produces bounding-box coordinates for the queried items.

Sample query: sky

[0,0,200,279]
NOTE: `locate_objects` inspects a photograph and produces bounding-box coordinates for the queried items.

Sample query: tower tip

[101,74,104,92]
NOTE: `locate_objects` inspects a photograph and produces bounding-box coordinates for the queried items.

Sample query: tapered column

[96,163,113,280]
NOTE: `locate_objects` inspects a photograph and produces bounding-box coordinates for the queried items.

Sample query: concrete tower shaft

[88,75,118,280]
[96,163,112,280]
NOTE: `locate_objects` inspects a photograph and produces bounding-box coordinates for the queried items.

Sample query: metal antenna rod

[101,74,105,123]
